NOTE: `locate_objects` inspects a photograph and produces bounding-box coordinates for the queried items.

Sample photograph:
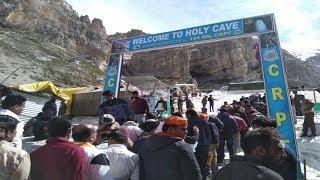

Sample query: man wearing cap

[0,115,30,180]
[99,90,133,125]
[95,114,120,146]
[132,116,202,180]
[129,91,149,124]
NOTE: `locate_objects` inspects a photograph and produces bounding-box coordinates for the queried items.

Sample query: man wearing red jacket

[129,91,149,124]
[30,117,87,180]
[231,113,248,153]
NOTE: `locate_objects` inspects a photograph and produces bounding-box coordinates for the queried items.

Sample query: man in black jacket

[216,108,238,165]
[207,95,215,112]
[202,107,224,132]
[132,116,202,180]
[98,90,133,125]
[214,128,284,180]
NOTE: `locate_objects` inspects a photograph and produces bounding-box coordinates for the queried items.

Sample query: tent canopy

[14,81,86,115]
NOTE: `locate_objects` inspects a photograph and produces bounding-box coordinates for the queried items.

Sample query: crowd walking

[0,87,312,180]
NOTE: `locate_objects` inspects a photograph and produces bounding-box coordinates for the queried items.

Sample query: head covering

[0,115,19,127]
[164,116,188,126]
[131,90,139,95]
[102,90,113,96]
[122,121,138,126]
[100,114,115,125]
[139,119,160,132]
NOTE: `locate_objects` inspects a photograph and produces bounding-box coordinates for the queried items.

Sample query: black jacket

[132,135,202,180]
[208,116,224,132]
[215,155,284,180]
[98,98,133,120]
[217,112,238,138]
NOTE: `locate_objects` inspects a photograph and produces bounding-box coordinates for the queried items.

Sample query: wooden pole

[303,159,307,180]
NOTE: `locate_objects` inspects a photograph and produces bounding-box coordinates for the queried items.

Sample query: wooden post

[303,159,307,180]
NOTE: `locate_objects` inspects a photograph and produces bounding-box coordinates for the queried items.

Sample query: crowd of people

[0,86,314,180]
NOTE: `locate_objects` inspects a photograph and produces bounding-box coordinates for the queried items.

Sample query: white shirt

[0,141,30,180]
[100,144,139,180]
[121,122,143,143]
[75,142,113,180]
[0,109,23,149]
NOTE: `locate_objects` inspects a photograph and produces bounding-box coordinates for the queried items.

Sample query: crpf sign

[103,54,123,97]
[104,13,299,162]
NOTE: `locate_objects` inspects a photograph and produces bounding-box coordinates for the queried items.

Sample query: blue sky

[67,0,320,58]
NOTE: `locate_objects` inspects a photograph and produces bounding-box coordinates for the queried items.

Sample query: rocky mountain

[0,0,109,86]
[122,33,320,90]
[1,0,319,90]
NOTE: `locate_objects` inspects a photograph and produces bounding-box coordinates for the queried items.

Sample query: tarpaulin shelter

[15,81,86,115]
[123,75,172,115]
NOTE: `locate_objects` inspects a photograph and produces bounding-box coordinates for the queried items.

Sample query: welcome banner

[111,14,274,53]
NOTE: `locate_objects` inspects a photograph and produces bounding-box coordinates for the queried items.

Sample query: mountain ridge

[1,0,319,90]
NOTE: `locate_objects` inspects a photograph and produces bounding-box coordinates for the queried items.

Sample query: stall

[123,76,172,116]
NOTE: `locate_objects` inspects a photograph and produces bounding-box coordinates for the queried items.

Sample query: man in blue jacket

[186,109,219,180]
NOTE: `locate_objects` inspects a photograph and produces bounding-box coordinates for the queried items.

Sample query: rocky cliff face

[1,0,319,89]
[0,0,110,68]
[0,0,111,86]
[284,51,320,89]
[123,36,263,89]
[122,33,320,89]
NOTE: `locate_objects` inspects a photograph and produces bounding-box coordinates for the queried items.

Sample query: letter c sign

[108,78,115,87]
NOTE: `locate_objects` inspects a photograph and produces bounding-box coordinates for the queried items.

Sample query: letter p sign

[276,112,286,126]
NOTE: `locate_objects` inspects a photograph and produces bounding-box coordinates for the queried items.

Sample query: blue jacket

[187,116,218,145]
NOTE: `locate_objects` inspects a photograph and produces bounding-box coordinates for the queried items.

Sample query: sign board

[259,31,298,155]
[111,14,274,53]
[102,54,123,97]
